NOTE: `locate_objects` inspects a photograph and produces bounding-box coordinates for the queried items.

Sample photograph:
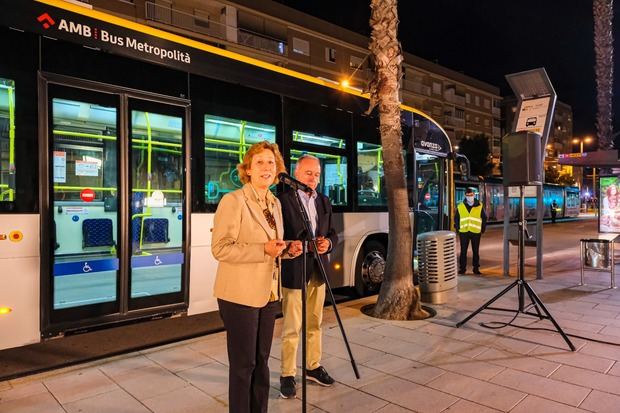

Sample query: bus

[0,0,454,351]
[455,178,580,223]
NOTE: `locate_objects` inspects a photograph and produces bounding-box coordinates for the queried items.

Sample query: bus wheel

[355,240,386,297]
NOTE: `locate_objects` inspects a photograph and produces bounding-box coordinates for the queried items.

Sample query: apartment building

[75,0,503,165]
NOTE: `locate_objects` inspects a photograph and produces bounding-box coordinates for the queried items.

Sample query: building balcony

[492,126,501,137]
[492,107,501,116]
[444,115,465,128]
[237,29,287,55]
[444,92,465,106]
[145,1,286,56]
[402,79,431,96]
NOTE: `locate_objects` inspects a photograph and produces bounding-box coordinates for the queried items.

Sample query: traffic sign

[80,188,95,202]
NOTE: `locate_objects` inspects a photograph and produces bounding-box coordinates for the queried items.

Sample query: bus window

[131,111,183,204]
[292,130,345,149]
[204,115,276,204]
[356,141,386,207]
[0,78,16,202]
[52,98,117,203]
[291,148,348,206]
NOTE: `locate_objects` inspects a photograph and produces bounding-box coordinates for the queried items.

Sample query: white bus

[0,0,454,351]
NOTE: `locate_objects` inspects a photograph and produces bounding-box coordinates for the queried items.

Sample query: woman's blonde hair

[237,141,287,185]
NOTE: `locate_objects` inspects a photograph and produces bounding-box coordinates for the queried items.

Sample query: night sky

[275,0,619,142]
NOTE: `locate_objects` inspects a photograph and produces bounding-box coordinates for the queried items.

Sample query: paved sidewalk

[4,220,620,412]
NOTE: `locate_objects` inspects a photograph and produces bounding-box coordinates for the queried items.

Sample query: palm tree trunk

[368,0,428,320]
[593,0,614,149]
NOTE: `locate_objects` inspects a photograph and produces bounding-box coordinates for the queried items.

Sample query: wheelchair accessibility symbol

[154,256,162,266]
[83,262,93,273]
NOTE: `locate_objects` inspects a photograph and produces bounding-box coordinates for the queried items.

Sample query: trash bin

[417,230,458,304]
[580,239,616,288]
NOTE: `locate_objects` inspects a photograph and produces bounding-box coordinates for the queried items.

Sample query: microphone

[278,172,314,195]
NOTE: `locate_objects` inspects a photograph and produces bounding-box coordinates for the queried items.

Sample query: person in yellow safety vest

[550,199,558,224]
[455,187,487,275]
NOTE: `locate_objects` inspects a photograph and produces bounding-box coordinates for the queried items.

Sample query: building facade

[73,0,502,166]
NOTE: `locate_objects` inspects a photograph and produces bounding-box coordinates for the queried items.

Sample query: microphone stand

[290,189,360,413]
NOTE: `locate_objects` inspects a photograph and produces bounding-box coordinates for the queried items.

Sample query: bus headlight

[0,307,12,315]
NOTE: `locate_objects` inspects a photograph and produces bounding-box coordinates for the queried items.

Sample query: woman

[212,141,301,413]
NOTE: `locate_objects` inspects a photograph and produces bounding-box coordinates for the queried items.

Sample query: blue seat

[142,218,170,244]
[82,218,115,248]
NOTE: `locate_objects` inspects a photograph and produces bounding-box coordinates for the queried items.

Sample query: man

[455,187,487,275]
[278,154,338,399]
[550,199,558,224]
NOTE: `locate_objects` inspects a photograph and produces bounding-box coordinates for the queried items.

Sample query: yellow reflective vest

[457,203,483,234]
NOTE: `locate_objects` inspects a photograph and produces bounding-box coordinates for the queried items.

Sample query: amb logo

[37,13,55,29]
[37,12,92,37]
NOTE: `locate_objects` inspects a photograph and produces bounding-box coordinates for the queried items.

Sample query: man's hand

[315,236,330,254]
[265,239,287,258]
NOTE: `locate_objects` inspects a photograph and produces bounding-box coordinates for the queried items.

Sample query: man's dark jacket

[278,189,338,289]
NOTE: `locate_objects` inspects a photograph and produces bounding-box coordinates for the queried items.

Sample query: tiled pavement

[5,221,620,412]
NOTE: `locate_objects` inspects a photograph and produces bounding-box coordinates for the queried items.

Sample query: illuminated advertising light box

[600,176,620,233]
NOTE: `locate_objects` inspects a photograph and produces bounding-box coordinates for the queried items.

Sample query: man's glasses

[263,208,277,231]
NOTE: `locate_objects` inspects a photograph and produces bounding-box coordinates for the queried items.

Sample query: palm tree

[593,0,614,149]
[367,0,428,320]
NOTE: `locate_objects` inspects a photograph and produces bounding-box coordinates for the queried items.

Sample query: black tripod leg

[523,283,576,351]
[524,285,544,320]
[456,280,519,328]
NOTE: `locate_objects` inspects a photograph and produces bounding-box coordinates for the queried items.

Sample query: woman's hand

[265,239,287,258]
[286,240,303,257]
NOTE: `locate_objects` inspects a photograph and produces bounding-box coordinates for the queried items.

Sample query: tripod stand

[456,185,575,351]
[289,189,360,413]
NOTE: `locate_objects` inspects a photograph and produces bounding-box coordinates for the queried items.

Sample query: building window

[455,108,465,119]
[484,119,490,127]
[292,37,310,55]
[432,82,441,95]
[483,99,490,109]
[474,96,480,106]
[465,93,471,104]
[465,114,470,121]
[350,55,364,69]
[325,47,336,63]
[475,116,480,125]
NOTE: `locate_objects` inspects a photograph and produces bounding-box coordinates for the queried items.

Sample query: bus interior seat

[142,218,170,244]
[82,218,115,248]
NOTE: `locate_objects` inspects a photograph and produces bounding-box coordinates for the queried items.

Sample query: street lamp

[572,136,593,153]
[572,136,594,211]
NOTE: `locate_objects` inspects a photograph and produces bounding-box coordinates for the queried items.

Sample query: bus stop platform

[4,220,620,412]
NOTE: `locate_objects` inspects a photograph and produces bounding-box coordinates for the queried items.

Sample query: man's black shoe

[306,366,335,386]
[458,269,467,275]
[473,268,482,275]
[280,376,296,399]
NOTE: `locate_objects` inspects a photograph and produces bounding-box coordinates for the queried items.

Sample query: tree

[557,173,577,187]
[458,134,494,177]
[545,165,560,184]
[593,0,614,149]
[367,0,428,320]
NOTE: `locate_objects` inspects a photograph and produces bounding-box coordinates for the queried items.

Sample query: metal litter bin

[417,231,458,304]
[580,239,616,288]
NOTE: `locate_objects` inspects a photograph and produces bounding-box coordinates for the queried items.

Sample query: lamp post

[572,136,593,211]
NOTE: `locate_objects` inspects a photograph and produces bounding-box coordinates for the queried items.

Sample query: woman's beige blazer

[212,184,284,307]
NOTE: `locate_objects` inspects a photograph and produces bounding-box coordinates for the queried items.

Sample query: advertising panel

[600,176,620,233]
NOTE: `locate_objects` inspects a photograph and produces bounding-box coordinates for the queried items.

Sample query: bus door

[44,79,189,333]
[414,153,445,235]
